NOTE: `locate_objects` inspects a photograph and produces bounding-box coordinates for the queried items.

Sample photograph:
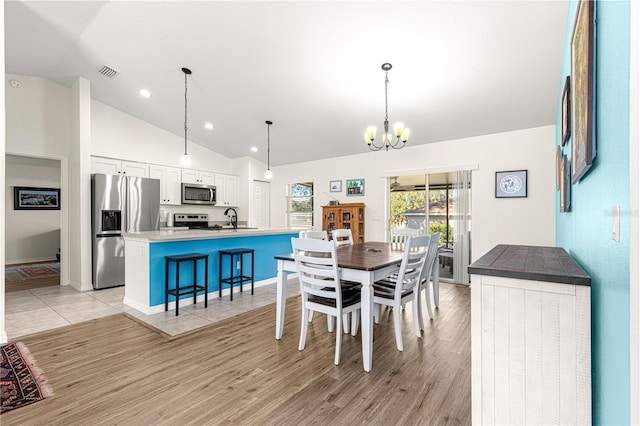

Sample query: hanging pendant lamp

[364,63,410,151]
[180,67,193,167]
[264,120,273,179]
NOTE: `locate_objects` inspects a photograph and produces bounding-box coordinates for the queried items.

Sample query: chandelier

[364,63,410,151]
[180,67,192,167]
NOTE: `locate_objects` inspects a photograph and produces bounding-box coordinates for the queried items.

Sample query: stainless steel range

[173,213,224,230]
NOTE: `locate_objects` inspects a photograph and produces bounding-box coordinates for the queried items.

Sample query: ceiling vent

[98,65,120,79]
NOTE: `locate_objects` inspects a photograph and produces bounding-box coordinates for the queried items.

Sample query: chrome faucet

[224,207,238,230]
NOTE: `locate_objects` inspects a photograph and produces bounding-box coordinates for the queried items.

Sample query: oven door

[181,183,216,205]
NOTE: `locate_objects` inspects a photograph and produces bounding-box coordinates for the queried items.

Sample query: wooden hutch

[322,203,365,243]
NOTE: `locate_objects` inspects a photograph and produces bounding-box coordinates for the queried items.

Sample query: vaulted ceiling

[5,1,568,166]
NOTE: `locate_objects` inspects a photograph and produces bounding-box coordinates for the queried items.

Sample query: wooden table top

[275,241,405,271]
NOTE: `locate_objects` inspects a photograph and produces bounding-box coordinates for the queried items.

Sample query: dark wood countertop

[468,244,591,286]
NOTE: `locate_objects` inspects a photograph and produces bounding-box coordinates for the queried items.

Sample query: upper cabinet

[149,165,181,205]
[215,173,239,207]
[91,157,149,177]
[181,169,215,185]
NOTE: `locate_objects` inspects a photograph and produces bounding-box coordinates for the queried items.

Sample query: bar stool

[219,248,254,301]
[165,253,209,316]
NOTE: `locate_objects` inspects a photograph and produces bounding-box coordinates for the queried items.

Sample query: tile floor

[5,282,301,340]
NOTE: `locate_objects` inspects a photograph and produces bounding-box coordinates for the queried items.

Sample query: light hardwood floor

[2,283,470,425]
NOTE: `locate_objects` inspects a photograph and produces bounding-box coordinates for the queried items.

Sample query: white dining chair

[372,235,430,351]
[291,237,361,365]
[299,230,328,240]
[332,228,354,247]
[390,227,420,244]
[417,232,441,324]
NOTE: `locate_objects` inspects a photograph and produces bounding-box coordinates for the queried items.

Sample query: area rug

[5,262,59,281]
[0,342,53,413]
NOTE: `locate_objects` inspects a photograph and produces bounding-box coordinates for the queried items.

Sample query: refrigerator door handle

[96,233,122,238]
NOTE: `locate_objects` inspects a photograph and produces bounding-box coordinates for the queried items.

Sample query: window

[286,182,314,228]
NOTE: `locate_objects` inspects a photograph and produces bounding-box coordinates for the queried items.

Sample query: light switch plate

[612,205,620,242]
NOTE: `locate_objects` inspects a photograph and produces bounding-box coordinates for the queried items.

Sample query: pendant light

[180,67,192,167]
[265,120,273,179]
[364,63,410,151]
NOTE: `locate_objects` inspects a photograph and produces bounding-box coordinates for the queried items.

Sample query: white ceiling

[5,1,569,167]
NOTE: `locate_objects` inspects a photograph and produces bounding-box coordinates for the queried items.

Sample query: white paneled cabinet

[215,173,239,207]
[181,169,214,185]
[91,157,149,177]
[149,165,181,205]
[469,245,591,426]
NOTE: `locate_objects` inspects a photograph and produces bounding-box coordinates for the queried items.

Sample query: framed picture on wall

[346,178,364,196]
[561,75,571,147]
[329,180,342,193]
[560,156,571,213]
[13,186,61,210]
[495,170,527,198]
[570,0,596,183]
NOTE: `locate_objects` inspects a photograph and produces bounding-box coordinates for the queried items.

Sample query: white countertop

[123,228,299,242]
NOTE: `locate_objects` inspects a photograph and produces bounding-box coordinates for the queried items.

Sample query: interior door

[252,180,270,228]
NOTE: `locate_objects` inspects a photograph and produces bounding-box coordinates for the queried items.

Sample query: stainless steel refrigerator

[91,173,160,289]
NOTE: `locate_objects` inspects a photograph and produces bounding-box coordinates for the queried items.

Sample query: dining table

[274,241,406,372]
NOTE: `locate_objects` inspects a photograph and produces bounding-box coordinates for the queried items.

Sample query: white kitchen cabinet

[215,173,239,207]
[91,157,149,177]
[181,169,215,185]
[149,165,181,205]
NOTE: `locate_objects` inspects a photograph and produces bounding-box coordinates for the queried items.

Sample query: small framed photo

[495,170,527,198]
[346,178,364,196]
[560,156,571,213]
[13,186,61,210]
[329,180,342,193]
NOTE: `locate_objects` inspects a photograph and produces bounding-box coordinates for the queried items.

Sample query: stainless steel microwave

[181,183,216,205]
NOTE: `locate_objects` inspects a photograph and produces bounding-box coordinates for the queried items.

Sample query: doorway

[388,171,472,284]
[5,154,62,291]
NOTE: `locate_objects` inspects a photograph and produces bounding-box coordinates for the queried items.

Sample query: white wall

[5,74,71,155]
[91,100,232,173]
[270,125,556,261]
[5,155,61,264]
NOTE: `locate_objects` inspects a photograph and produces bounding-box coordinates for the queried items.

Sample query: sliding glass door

[387,171,471,284]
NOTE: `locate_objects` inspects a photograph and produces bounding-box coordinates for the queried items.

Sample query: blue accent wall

[555,1,630,424]
[148,233,299,307]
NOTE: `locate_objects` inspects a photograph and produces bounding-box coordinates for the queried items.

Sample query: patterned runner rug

[1,342,53,413]
[5,262,60,281]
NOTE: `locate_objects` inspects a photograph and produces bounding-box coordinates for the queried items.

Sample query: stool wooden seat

[219,248,254,301]
[165,253,209,316]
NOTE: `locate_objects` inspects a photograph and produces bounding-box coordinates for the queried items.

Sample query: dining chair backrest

[394,235,431,299]
[299,230,328,240]
[291,237,342,305]
[390,227,420,244]
[421,232,441,282]
[333,228,353,247]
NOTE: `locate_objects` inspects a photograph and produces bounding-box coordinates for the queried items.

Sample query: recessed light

[204,122,214,130]
[9,79,21,89]
[139,89,152,98]
[251,147,258,152]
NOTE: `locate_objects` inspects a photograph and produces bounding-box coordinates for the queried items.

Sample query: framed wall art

[346,178,364,196]
[13,186,61,210]
[495,170,527,198]
[570,0,596,183]
[556,145,562,190]
[561,75,571,146]
[329,180,342,193]
[560,156,571,213]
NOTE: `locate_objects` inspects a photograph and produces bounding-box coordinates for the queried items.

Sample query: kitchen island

[123,228,299,314]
